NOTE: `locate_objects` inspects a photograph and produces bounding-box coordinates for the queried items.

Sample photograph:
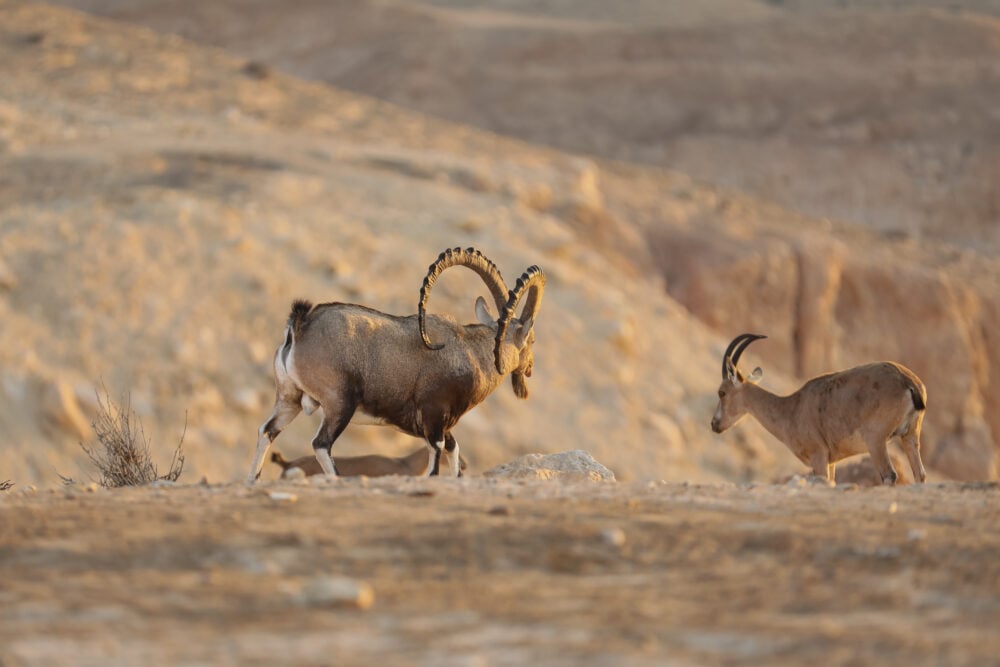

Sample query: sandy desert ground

[4,478,1000,667]
[3,1,1000,665]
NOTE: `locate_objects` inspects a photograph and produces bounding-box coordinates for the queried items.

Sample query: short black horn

[722,333,754,379]
[721,333,767,379]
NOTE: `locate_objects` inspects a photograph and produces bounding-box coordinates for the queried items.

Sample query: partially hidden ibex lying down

[270,447,467,479]
[711,334,927,485]
[247,247,544,483]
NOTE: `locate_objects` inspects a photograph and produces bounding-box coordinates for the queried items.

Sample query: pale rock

[41,378,93,441]
[0,257,16,291]
[644,413,685,457]
[783,474,835,488]
[232,387,261,413]
[299,576,375,610]
[600,527,627,548]
[483,450,616,482]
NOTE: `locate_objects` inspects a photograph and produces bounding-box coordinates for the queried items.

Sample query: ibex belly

[299,392,396,428]
[350,409,391,427]
[828,433,872,463]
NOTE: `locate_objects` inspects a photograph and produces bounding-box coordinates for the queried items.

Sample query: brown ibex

[247,247,544,483]
[711,333,927,485]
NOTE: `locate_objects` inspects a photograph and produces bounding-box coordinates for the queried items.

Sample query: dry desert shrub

[0,480,13,491]
[80,388,185,488]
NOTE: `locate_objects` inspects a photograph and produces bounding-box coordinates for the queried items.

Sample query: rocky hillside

[55,0,1000,248]
[0,3,760,486]
[1,2,997,486]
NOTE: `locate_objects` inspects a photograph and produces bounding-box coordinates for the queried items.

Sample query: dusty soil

[3,479,1000,667]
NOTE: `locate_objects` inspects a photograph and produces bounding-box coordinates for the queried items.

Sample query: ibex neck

[744,384,799,446]
[466,325,508,388]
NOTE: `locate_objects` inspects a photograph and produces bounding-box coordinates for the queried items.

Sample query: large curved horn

[418,247,508,350]
[494,266,545,373]
[721,333,767,379]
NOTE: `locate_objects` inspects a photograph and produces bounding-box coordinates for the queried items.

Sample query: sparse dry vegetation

[0,480,13,491]
[80,388,185,488]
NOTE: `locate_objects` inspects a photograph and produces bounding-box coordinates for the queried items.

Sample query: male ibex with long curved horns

[711,333,927,485]
[247,247,544,483]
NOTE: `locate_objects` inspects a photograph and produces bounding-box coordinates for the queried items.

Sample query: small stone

[0,257,17,290]
[784,474,835,488]
[84,482,99,493]
[907,529,926,541]
[888,502,898,514]
[600,527,626,548]
[41,379,92,440]
[487,505,511,516]
[300,576,375,610]
[268,491,298,503]
[242,60,271,80]
[232,388,261,413]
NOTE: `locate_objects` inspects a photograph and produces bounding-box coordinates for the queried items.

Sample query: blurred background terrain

[3,0,1000,485]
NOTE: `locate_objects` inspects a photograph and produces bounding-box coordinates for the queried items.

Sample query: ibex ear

[513,316,534,348]
[748,367,763,384]
[475,296,494,325]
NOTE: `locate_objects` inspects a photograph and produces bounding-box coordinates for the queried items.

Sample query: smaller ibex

[270,448,467,479]
[711,334,927,485]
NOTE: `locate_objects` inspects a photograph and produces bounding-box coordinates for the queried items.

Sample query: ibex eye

[718,390,726,399]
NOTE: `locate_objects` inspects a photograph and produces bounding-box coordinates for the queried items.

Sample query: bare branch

[79,385,186,488]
